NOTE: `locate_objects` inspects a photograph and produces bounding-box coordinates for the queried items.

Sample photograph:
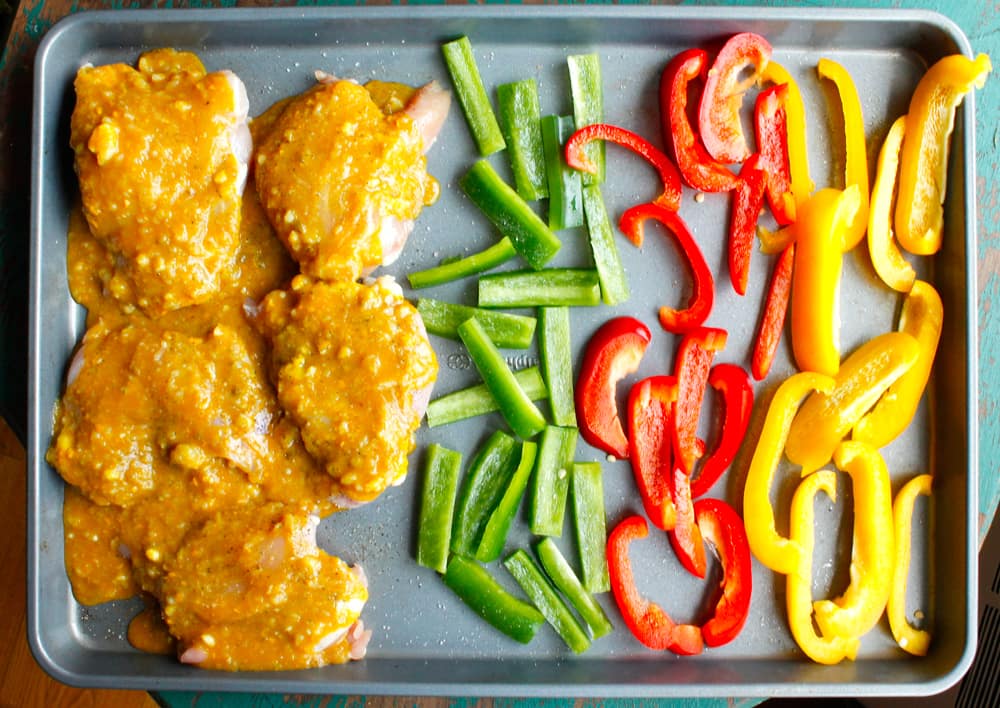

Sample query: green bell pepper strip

[497,79,548,201]
[407,238,517,289]
[443,555,544,644]
[441,36,505,156]
[417,298,537,350]
[457,317,548,440]
[478,269,602,308]
[474,441,538,563]
[450,430,520,556]
[529,425,579,537]
[568,53,604,186]
[416,443,463,574]
[571,461,611,593]
[538,306,576,427]
[504,549,591,653]
[460,160,562,271]
[426,367,548,428]
[541,114,585,231]
[535,537,613,639]
[582,184,630,306]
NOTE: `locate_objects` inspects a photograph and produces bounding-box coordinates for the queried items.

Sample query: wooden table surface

[2,1,998,706]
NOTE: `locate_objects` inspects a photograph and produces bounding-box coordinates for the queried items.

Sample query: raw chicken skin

[253,78,448,281]
[70,48,251,316]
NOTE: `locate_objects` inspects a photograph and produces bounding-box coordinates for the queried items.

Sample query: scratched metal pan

[28,5,978,698]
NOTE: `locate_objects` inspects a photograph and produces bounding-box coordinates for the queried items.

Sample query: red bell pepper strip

[690,363,754,499]
[673,327,728,476]
[576,316,652,459]
[729,155,767,296]
[668,465,707,579]
[607,514,704,654]
[619,203,714,333]
[698,32,773,164]
[751,243,795,381]
[627,375,679,531]
[754,83,796,226]
[695,498,752,647]
[565,123,683,211]
[659,48,741,193]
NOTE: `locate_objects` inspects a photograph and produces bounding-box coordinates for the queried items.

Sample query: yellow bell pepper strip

[817,58,870,251]
[789,185,861,377]
[785,331,920,472]
[854,280,943,449]
[760,62,814,206]
[887,473,933,656]
[895,53,992,255]
[743,372,835,576]
[867,116,917,293]
[786,469,860,665]
[756,221,796,255]
[813,441,895,640]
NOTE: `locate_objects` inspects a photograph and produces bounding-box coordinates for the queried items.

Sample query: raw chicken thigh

[70,48,251,316]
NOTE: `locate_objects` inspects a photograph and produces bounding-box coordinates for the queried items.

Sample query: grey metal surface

[28,5,978,697]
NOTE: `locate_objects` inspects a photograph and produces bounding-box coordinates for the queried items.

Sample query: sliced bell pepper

[673,327,728,476]
[538,306,576,428]
[567,52,605,186]
[535,536,613,639]
[896,53,992,256]
[441,36,505,156]
[729,154,767,296]
[450,430,520,557]
[785,331,920,472]
[743,372,835,576]
[497,78,548,201]
[659,48,741,193]
[695,498,752,647]
[576,316,652,459]
[887,473,933,656]
[565,123,683,211]
[853,280,942,449]
[442,555,544,644]
[426,366,547,429]
[668,465,706,579]
[760,62,814,205]
[582,183,630,305]
[789,185,862,377]
[750,243,795,382]
[408,237,518,289]
[754,83,796,225]
[416,443,463,573]
[619,203,714,334]
[812,441,895,641]
[606,514,704,654]
[698,32,772,164]
[627,375,679,531]
[867,115,917,293]
[475,440,538,563]
[786,470,860,665]
[529,425,578,537]
[570,462,611,594]
[817,58,870,251]
[540,114,585,231]
[478,268,602,308]
[690,363,754,499]
[417,298,536,349]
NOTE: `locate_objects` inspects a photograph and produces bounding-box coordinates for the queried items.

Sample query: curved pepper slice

[817,58,870,251]
[887,473,933,656]
[668,464,706,579]
[854,280,942,449]
[696,498,752,647]
[576,316,652,459]
[565,123,682,211]
[673,327,728,476]
[627,375,679,531]
[790,185,861,377]
[787,470,860,664]
[813,441,895,640]
[896,53,992,255]
[698,32,772,164]
[660,48,741,193]
[607,514,704,654]
[751,243,795,381]
[754,83,796,225]
[760,62,814,205]
[786,331,920,472]
[729,155,767,296]
[867,115,917,293]
[691,363,754,499]
[743,371,835,576]
[619,203,714,333]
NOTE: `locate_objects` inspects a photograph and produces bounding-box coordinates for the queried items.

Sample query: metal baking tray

[28,5,979,698]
